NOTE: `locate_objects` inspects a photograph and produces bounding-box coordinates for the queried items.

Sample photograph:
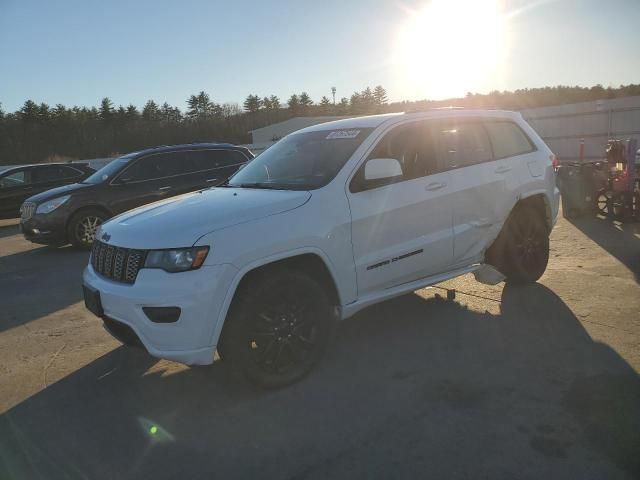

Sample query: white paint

[84,109,558,365]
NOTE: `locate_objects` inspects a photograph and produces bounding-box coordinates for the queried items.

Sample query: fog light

[32,228,40,234]
[142,307,181,323]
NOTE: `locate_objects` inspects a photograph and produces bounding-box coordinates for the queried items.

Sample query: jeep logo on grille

[101,232,111,242]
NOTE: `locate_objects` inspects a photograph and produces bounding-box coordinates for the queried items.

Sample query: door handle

[425,182,446,191]
[205,178,218,183]
[495,165,512,174]
[158,186,171,191]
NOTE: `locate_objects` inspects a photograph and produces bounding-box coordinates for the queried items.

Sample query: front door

[347,120,454,297]
[108,151,182,214]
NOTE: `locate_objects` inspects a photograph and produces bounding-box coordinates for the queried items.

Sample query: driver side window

[118,152,180,183]
[351,121,439,192]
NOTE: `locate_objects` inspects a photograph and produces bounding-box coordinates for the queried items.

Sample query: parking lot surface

[1,215,639,479]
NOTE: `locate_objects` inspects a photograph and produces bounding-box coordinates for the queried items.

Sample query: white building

[244,96,640,161]
[245,116,349,155]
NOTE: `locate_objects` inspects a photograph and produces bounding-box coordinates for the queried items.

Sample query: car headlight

[144,246,210,273]
[36,195,71,214]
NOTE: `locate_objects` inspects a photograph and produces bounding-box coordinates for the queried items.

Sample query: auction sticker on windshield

[326,130,361,139]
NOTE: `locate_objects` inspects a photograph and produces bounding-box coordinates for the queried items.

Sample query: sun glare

[394,0,508,100]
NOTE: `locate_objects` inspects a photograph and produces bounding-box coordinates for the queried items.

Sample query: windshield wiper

[233,182,282,190]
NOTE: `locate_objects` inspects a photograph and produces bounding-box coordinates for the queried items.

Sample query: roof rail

[404,106,465,114]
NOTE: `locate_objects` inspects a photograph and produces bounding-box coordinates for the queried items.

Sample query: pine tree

[126,104,140,120]
[243,94,262,113]
[19,100,40,121]
[299,92,313,107]
[288,94,300,114]
[99,97,114,121]
[373,85,388,105]
[319,96,331,114]
[142,100,160,121]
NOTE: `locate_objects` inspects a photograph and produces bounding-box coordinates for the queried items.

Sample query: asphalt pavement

[1,215,639,479]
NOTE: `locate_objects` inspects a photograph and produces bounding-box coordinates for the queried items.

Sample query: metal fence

[522,96,640,163]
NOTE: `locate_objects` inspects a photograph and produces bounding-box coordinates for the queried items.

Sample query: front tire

[218,268,334,389]
[67,208,108,249]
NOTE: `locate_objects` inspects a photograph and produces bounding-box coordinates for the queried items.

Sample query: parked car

[0,162,94,219]
[83,110,559,388]
[20,143,252,248]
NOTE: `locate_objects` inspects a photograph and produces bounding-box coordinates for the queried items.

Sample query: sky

[0,0,639,113]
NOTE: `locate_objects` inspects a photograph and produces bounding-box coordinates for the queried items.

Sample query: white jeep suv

[83,110,559,387]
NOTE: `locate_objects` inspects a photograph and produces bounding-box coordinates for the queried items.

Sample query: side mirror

[364,158,403,181]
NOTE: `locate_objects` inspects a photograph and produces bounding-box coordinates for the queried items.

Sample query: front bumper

[82,262,238,365]
[21,210,68,245]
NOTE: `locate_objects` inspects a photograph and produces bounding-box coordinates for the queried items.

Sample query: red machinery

[595,139,640,220]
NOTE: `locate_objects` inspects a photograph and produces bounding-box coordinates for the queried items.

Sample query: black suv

[20,143,253,248]
[0,162,95,219]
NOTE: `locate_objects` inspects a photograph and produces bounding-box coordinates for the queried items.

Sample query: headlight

[144,246,209,273]
[36,195,71,214]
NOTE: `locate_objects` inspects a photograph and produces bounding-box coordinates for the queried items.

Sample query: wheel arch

[486,191,552,269]
[517,191,553,233]
[65,204,113,232]
[211,249,342,348]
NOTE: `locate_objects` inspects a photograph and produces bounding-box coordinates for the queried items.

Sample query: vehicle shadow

[568,215,640,283]
[0,246,89,332]
[0,222,18,239]
[2,284,639,479]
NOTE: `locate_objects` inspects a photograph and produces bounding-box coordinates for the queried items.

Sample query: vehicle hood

[98,187,311,249]
[26,182,94,204]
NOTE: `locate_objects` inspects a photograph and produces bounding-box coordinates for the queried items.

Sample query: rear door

[433,119,506,266]
[483,119,538,209]
[347,120,454,296]
[0,167,34,218]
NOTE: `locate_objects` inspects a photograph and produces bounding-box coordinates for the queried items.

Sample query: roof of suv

[296,109,522,134]
[0,162,93,174]
[126,142,251,158]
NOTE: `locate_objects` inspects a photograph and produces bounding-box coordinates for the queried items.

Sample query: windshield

[227,128,373,190]
[81,154,136,184]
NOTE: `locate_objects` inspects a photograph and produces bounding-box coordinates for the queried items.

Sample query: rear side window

[33,165,82,182]
[484,121,536,159]
[189,150,247,172]
[433,121,493,168]
[0,169,31,188]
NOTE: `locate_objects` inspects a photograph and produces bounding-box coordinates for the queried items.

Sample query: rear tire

[67,208,108,249]
[487,205,549,285]
[218,268,334,389]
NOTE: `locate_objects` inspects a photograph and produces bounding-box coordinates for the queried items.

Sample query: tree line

[1,83,638,165]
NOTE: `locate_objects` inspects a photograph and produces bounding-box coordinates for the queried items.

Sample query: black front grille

[21,202,36,220]
[91,240,146,284]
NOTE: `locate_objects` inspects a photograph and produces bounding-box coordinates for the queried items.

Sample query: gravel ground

[0,214,639,479]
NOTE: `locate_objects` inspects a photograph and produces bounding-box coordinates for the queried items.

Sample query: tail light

[550,154,559,170]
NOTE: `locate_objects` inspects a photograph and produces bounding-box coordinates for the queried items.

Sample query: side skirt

[341,264,481,319]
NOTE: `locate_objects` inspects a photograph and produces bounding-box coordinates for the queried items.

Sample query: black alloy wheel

[218,268,333,388]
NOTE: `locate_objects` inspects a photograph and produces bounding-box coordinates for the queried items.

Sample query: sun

[393,0,508,100]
